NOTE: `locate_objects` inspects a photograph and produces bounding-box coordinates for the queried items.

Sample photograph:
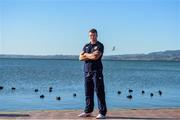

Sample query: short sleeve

[97,44,104,54]
[82,45,86,52]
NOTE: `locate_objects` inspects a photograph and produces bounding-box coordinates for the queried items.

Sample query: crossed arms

[79,50,102,61]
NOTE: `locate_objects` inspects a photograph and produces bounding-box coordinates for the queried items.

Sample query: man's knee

[95,86,105,95]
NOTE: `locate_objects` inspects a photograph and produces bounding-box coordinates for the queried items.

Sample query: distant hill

[0,54,79,60]
[0,50,180,61]
[105,50,180,61]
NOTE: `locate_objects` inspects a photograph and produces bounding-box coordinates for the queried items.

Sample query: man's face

[89,32,97,43]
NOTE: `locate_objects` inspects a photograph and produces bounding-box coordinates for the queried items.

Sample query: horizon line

[0,49,180,56]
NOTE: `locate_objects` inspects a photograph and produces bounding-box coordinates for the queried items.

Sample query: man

[78,29,107,119]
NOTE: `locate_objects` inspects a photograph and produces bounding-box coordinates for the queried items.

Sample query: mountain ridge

[1,50,180,61]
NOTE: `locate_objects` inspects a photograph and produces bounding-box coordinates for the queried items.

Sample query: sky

[0,0,179,55]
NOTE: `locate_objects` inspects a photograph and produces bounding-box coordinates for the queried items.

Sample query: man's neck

[90,40,97,44]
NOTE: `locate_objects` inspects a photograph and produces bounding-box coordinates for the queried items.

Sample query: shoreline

[0,108,180,119]
[1,107,180,112]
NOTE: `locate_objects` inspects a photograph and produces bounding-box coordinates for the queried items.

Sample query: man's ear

[96,33,98,38]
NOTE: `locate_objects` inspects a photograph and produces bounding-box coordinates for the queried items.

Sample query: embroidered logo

[94,46,98,50]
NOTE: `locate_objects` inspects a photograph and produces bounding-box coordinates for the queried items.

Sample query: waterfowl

[73,93,77,97]
[49,87,53,90]
[117,91,121,94]
[158,90,162,96]
[11,87,16,90]
[35,89,38,92]
[49,89,52,92]
[56,96,61,100]
[129,89,133,93]
[127,95,132,99]
[0,86,3,90]
[40,95,45,98]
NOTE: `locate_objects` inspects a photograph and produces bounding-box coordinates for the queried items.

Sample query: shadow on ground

[0,114,30,117]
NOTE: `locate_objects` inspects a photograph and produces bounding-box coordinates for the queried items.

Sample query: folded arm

[79,50,102,61]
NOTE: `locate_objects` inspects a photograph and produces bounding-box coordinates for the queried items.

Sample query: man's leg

[93,71,107,116]
[84,72,94,113]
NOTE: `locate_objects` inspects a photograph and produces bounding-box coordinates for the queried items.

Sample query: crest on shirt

[94,46,98,50]
[85,46,89,49]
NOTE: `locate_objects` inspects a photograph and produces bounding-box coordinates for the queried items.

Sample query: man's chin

[90,40,97,43]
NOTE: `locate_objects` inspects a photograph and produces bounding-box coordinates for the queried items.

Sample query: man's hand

[79,51,89,61]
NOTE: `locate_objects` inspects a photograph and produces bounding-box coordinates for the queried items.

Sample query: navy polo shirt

[82,41,104,72]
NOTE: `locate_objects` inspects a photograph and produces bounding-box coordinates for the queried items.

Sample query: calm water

[0,58,180,111]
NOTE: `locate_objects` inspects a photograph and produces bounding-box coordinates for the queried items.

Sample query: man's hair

[89,28,98,37]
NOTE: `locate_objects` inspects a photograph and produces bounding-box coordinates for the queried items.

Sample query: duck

[128,89,133,93]
[127,95,132,99]
[0,86,3,90]
[117,91,121,94]
[56,96,61,100]
[40,95,45,99]
[49,89,52,92]
[49,87,53,90]
[158,90,162,96]
[73,93,77,97]
[11,87,16,90]
[49,87,53,92]
[34,89,38,92]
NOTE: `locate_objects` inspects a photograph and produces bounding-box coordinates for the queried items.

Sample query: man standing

[78,29,107,119]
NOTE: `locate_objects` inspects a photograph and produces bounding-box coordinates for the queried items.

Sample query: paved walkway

[0,109,180,119]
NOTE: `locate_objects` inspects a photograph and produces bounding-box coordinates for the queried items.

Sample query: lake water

[0,58,180,111]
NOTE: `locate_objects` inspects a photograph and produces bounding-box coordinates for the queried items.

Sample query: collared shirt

[82,41,104,72]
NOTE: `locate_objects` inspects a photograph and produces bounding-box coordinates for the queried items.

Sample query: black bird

[127,95,132,99]
[73,93,77,97]
[56,96,61,100]
[117,91,121,94]
[158,90,162,96]
[150,93,154,97]
[49,89,52,92]
[11,87,16,90]
[40,95,45,99]
[112,46,116,51]
[129,89,133,93]
[49,87,53,90]
[0,86,3,90]
[34,89,38,92]
[142,90,145,94]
